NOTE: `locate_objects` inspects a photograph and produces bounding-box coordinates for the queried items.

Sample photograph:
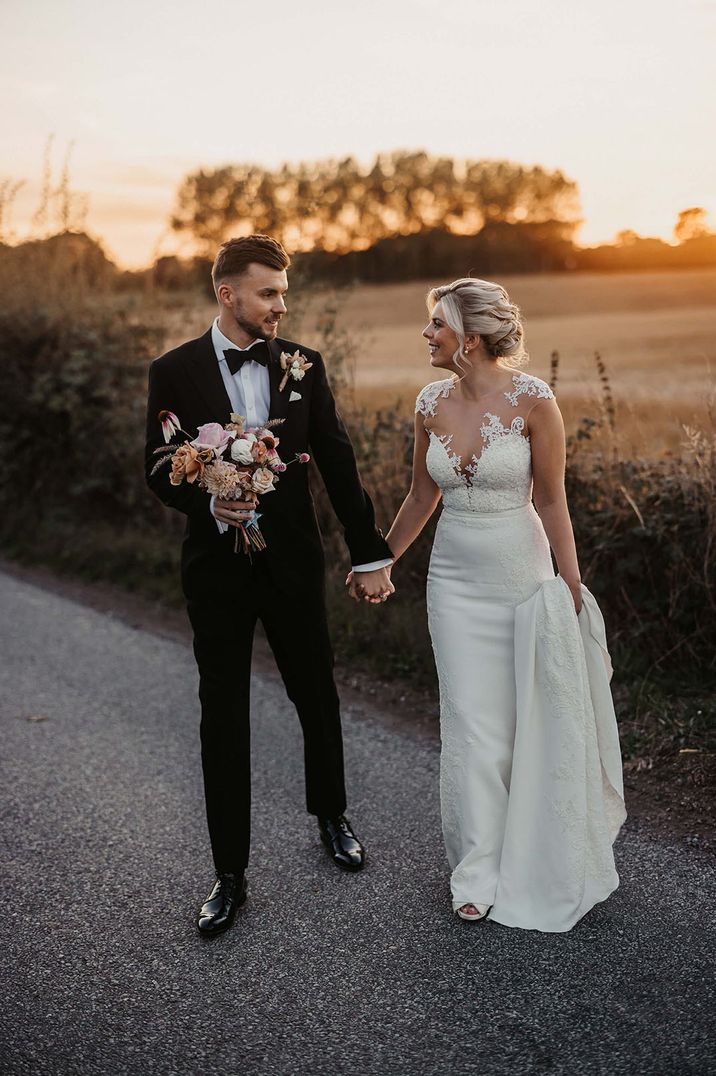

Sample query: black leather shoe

[318,815,365,871]
[197,872,247,936]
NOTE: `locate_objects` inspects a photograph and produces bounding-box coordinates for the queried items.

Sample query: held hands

[345,565,395,605]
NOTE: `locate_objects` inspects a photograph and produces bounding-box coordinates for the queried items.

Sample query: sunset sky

[2,0,715,268]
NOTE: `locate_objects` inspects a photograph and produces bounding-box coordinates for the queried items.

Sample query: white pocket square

[289,391,302,402]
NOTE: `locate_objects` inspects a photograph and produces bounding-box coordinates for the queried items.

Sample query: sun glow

[1,0,714,268]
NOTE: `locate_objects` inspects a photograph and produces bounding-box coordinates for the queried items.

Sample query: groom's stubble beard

[231,298,281,342]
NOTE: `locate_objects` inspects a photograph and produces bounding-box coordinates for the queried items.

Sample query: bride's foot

[456,903,490,921]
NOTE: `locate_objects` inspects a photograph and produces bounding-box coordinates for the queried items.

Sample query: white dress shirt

[208,318,392,573]
[212,318,271,427]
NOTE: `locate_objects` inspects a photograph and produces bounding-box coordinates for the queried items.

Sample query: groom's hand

[213,499,257,528]
[347,566,395,605]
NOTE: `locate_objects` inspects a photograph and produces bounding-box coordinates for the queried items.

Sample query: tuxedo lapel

[182,329,233,423]
[267,339,291,424]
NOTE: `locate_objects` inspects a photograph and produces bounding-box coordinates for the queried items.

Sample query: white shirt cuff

[352,558,393,572]
[210,494,229,534]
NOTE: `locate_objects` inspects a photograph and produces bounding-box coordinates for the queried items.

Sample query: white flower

[279,349,313,391]
[231,439,255,465]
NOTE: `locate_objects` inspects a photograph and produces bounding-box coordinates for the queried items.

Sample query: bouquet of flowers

[152,410,310,554]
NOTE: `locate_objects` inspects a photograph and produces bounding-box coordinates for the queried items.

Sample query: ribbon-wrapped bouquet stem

[152,411,310,554]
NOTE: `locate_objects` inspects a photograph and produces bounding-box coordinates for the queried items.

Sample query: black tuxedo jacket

[145,328,392,597]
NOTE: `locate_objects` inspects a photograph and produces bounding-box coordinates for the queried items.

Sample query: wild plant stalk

[567,351,620,468]
[31,134,55,238]
[681,415,716,618]
[0,179,25,244]
[27,134,87,241]
[55,140,88,234]
[594,350,616,431]
[313,288,358,405]
[549,350,559,393]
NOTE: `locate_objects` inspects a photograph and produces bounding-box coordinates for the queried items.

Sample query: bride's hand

[564,577,583,614]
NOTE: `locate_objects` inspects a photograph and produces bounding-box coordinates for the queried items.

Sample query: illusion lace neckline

[430,416,528,484]
[424,375,534,483]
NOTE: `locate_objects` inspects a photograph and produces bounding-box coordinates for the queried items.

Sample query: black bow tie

[223,341,270,375]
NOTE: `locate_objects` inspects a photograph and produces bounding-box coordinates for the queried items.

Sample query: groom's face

[219,263,288,341]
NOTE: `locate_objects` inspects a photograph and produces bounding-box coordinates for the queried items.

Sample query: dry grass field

[300,268,716,455]
[162,268,716,455]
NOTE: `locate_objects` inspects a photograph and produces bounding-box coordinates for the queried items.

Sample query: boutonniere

[279,350,313,392]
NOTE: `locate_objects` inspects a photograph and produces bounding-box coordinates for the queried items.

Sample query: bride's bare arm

[385,412,442,562]
[529,398,582,612]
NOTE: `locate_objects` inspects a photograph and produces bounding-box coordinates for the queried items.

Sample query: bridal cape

[489,576,626,932]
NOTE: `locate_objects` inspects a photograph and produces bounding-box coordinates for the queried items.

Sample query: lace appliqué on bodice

[417,374,554,514]
[504,372,555,408]
[479,412,525,447]
[415,378,455,418]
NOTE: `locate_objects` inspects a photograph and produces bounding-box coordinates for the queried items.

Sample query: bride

[380,277,625,932]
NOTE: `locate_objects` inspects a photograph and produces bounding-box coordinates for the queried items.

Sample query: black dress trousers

[186,547,346,873]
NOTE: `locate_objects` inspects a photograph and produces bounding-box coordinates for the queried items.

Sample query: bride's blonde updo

[427,277,527,370]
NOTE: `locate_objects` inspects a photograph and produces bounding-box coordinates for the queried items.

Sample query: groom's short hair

[212,235,290,285]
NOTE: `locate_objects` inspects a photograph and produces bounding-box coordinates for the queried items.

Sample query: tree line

[170,151,582,255]
[2,145,714,286]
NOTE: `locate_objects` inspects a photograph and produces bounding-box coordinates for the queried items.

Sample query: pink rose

[191,423,231,454]
[298,452,311,464]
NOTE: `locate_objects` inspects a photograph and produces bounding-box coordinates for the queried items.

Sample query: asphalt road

[1,569,714,1076]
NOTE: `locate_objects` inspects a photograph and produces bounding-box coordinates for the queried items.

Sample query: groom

[145,234,394,935]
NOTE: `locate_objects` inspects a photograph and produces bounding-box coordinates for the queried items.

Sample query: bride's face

[423,301,459,370]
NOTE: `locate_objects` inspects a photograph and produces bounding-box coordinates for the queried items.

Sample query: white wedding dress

[417,372,626,933]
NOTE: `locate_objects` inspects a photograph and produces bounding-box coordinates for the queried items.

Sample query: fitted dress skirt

[427,501,625,932]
